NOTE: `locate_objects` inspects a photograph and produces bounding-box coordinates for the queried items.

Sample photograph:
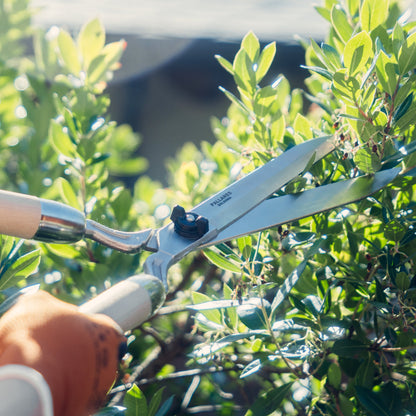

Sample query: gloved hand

[0,290,126,416]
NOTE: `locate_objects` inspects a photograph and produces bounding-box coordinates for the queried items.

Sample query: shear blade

[193,135,336,235]
[201,167,400,247]
[143,135,335,283]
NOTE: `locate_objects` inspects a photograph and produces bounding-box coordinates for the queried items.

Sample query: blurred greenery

[2,0,416,414]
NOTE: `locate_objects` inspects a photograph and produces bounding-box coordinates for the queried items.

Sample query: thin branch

[185,404,244,414]
[139,326,167,350]
[181,375,201,410]
[111,365,242,393]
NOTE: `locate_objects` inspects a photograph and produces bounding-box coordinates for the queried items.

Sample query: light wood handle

[0,190,41,239]
[80,274,165,332]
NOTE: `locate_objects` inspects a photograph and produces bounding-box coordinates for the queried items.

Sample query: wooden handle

[80,274,165,332]
[0,190,41,239]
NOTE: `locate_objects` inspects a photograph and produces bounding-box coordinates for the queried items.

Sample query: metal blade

[143,135,335,285]
[193,135,336,234]
[200,167,400,247]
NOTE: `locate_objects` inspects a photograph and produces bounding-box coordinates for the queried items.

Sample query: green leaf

[331,5,354,44]
[355,386,391,416]
[332,339,367,358]
[188,299,238,311]
[328,362,342,388]
[203,248,241,274]
[321,43,342,71]
[384,219,406,242]
[344,31,373,75]
[0,249,41,290]
[253,86,278,117]
[332,69,360,102]
[219,86,251,115]
[392,22,405,58]
[108,157,148,176]
[392,92,413,123]
[0,236,16,263]
[224,282,238,328]
[270,114,285,146]
[237,298,271,330]
[56,177,83,211]
[360,0,389,32]
[339,393,355,416]
[247,382,294,416]
[45,243,81,260]
[148,387,165,416]
[49,119,78,160]
[294,113,312,141]
[237,235,252,260]
[154,396,174,416]
[191,292,223,325]
[110,187,132,224]
[101,40,125,69]
[347,0,359,16]
[395,271,410,291]
[241,31,260,63]
[309,38,328,69]
[124,384,148,416]
[87,54,108,84]
[375,51,398,97]
[215,54,234,75]
[354,147,381,174]
[78,18,105,68]
[355,357,376,388]
[240,359,262,378]
[301,65,333,80]
[57,29,81,74]
[314,6,331,23]
[271,260,307,316]
[394,101,416,131]
[233,48,256,94]
[256,42,276,83]
[398,32,416,75]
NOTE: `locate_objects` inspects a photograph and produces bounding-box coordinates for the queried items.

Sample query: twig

[109,345,162,406]
[181,375,201,410]
[139,326,167,350]
[110,365,241,393]
[185,404,244,414]
[109,322,195,405]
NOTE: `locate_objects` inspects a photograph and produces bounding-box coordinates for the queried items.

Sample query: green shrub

[1,0,416,415]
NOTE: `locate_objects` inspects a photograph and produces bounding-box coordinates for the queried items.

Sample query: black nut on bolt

[170,205,209,240]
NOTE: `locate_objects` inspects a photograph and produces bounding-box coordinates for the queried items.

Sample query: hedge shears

[0,135,405,416]
[0,135,401,331]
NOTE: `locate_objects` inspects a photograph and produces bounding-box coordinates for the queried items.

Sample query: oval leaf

[355,386,391,416]
[78,18,105,68]
[0,249,41,290]
[331,5,353,44]
[57,29,81,74]
[360,0,389,32]
[344,31,373,75]
[124,385,147,416]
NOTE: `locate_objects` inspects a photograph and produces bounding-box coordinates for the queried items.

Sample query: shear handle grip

[79,274,166,332]
[0,190,42,239]
[0,190,86,243]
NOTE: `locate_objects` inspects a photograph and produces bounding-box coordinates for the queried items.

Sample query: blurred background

[30,0,416,182]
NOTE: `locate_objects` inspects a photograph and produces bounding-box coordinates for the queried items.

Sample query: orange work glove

[0,290,126,416]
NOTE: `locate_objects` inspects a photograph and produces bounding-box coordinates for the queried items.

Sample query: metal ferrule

[140,274,166,313]
[34,199,86,243]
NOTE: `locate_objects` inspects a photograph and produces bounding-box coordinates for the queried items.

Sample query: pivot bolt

[170,205,209,240]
